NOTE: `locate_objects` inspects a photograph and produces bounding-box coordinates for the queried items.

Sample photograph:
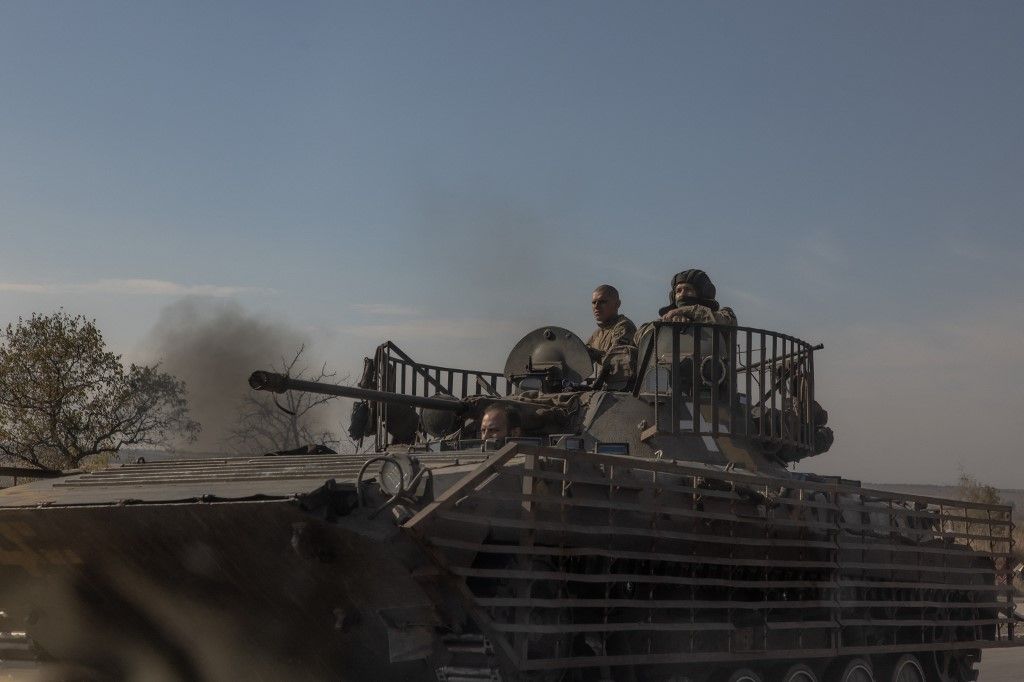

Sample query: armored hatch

[503,326,593,393]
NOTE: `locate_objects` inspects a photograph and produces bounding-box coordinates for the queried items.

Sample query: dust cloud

[142,299,320,452]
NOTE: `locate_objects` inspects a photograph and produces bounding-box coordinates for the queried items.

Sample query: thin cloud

[942,234,1023,263]
[785,230,851,290]
[573,255,664,286]
[346,318,529,341]
[351,303,420,316]
[0,278,271,297]
[805,298,1024,486]
[829,298,1024,371]
[718,286,776,311]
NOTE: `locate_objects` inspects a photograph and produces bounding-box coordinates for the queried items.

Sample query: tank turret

[253,322,832,473]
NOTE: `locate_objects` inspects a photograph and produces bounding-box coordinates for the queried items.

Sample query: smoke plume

[143,298,327,452]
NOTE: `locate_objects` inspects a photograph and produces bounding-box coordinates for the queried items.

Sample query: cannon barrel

[248,371,466,413]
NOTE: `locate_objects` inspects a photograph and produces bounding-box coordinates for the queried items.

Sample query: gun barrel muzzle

[248,371,288,393]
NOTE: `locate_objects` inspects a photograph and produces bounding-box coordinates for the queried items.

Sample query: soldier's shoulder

[716,307,737,324]
[632,320,655,345]
[616,315,637,332]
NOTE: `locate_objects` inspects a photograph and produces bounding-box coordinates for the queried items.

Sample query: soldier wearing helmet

[632,269,736,348]
[659,269,736,326]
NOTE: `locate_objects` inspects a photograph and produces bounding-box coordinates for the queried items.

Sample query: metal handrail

[370,324,822,456]
[372,341,512,449]
[634,322,821,457]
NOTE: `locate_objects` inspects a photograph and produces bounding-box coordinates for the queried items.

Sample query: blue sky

[1,2,1022,484]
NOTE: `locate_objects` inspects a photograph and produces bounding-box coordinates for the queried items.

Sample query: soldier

[658,269,736,326]
[480,404,523,441]
[632,269,737,359]
[587,284,637,364]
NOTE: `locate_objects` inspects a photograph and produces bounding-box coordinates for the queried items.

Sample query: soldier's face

[480,410,509,440]
[674,282,698,303]
[592,291,620,324]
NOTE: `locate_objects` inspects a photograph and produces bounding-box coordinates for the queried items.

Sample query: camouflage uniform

[586,314,637,362]
[633,306,736,345]
[586,315,638,391]
[666,304,736,326]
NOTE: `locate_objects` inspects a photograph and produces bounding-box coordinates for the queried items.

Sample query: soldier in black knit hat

[631,269,736,347]
[658,269,736,325]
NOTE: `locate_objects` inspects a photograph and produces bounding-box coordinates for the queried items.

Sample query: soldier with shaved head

[586,284,636,365]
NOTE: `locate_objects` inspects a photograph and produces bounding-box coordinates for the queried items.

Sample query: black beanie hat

[671,269,716,302]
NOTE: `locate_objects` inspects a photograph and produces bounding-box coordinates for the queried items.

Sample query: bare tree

[0,311,200,471]
[956,467,1003,506]
[954,467,1022,574]
[229,345,348,453]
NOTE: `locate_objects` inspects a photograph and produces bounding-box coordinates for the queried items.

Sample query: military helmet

[664,269,719,311]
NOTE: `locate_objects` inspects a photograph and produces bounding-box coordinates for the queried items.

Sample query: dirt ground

[3,648,1023,680]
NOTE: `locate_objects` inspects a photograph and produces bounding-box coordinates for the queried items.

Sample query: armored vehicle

[0,321,1016,682]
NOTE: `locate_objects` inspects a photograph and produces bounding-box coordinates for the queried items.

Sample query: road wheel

[929,648,980,682]
[827,657,874,682]
[778,663,819,682]
[882,655,925,682]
